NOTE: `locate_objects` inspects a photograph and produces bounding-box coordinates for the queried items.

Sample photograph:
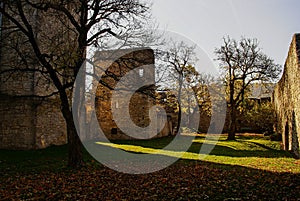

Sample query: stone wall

[273,33,300,158]
[0,95,67,149]
[0,4,68,149]
[1,45,174,149]
[35,98,67,148]
[0,96,36,149]
[92,48,172,140]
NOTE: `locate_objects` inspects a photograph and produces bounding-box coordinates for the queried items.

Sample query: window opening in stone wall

[291,111,299,157]
[111,128,118,135]
[139,68,144,77]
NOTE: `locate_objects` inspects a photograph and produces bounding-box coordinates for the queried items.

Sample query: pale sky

[151,0,300,67]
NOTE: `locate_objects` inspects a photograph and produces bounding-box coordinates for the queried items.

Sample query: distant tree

[156,41,218,133]
[161,41,198,133]
[0,0,152,167]
[215,36,280,140]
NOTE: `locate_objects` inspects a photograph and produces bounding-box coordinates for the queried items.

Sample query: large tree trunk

[67,117,83,168]
[176,78,183,134]
[64,45,86,168]
[61,94,83,168]
[227,105,237,140]
[227,74,236,140]
[61,103,83,168]
[176,104,182,134]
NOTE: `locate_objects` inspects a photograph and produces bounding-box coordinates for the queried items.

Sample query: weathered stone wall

[0,96,36,149]
[35,98,67,148]
[92,48,171,140]
[0,95,67,149]
[1,45,173,149]
[0,4,68,149]
[274,33,300,158]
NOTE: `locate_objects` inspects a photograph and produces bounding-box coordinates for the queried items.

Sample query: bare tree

[0,0,152,167]
[160,41,198,133]
[215,36,281,140]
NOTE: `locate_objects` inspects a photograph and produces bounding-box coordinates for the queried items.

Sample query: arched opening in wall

[291,111,300,158]
[284,122,289,151]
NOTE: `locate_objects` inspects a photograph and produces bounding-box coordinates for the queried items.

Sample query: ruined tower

[92,48,162,140]
[0,3,68,149]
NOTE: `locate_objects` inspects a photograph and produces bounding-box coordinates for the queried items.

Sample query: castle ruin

[273,33,300,158]
[90,48,173,140]
[0,5,68,149]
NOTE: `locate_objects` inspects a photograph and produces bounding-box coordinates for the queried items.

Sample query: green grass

[94,134,299,173]
[0,134,299,174]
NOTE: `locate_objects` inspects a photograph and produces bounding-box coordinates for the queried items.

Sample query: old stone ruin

[0,27,67,149]
[273,33,300,158]
[1,27,300,155]
[89,48,175,140]
[0,48,175,149]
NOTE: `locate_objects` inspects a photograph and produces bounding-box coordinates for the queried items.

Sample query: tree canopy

[215,36,281,140]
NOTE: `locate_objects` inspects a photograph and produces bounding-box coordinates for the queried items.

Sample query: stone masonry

[0,4,68,149]
[92,48,173,140]
[1,3,173,149]
[273,33,300,158]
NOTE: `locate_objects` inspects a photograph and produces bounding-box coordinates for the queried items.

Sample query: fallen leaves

[1,161,299,200]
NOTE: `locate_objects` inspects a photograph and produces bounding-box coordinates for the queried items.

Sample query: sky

[151,0,300,68]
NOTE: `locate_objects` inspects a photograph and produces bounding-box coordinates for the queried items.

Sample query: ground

[0,134,299,200]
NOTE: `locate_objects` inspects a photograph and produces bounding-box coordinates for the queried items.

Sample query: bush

[270,132,282,141]
[244,101,275,133]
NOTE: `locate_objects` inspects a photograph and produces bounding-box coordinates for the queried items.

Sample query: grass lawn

[1,134,299,200]
[99,134,300,173]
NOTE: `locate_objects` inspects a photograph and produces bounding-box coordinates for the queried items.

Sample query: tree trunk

[67,117,83,168]
[61,104,83,168]
[187,92,191,128]
[176,78,183,134]
[64,51,85,168]
[176,104,182,134]
[227,105,237,140]
[228,72,236,140]
[191,88,202,133]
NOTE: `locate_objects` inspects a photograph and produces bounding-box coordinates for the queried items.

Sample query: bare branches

[1,0,152,92]
[0,2,29,37]
[0,0,154,167]
[215,36,281,139]
[215,36,281,104]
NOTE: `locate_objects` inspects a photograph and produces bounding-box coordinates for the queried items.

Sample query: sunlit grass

[0,134,299,174]
[95,134,300,173]
[96,141,203,159]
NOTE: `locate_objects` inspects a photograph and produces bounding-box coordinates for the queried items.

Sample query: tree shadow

[90,137,293,161]
[85,135,295,159]
[1,146,300,200]
[196,144,288,158]
[190,141,291,158]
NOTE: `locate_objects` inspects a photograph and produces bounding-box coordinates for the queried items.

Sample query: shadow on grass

[190,142,290,158]
[0,143,299,200]
[93,135,292,159]
[91,140,291,161]
[0,145,68,173]
[1,160,300,201]
[0,135,295,175]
